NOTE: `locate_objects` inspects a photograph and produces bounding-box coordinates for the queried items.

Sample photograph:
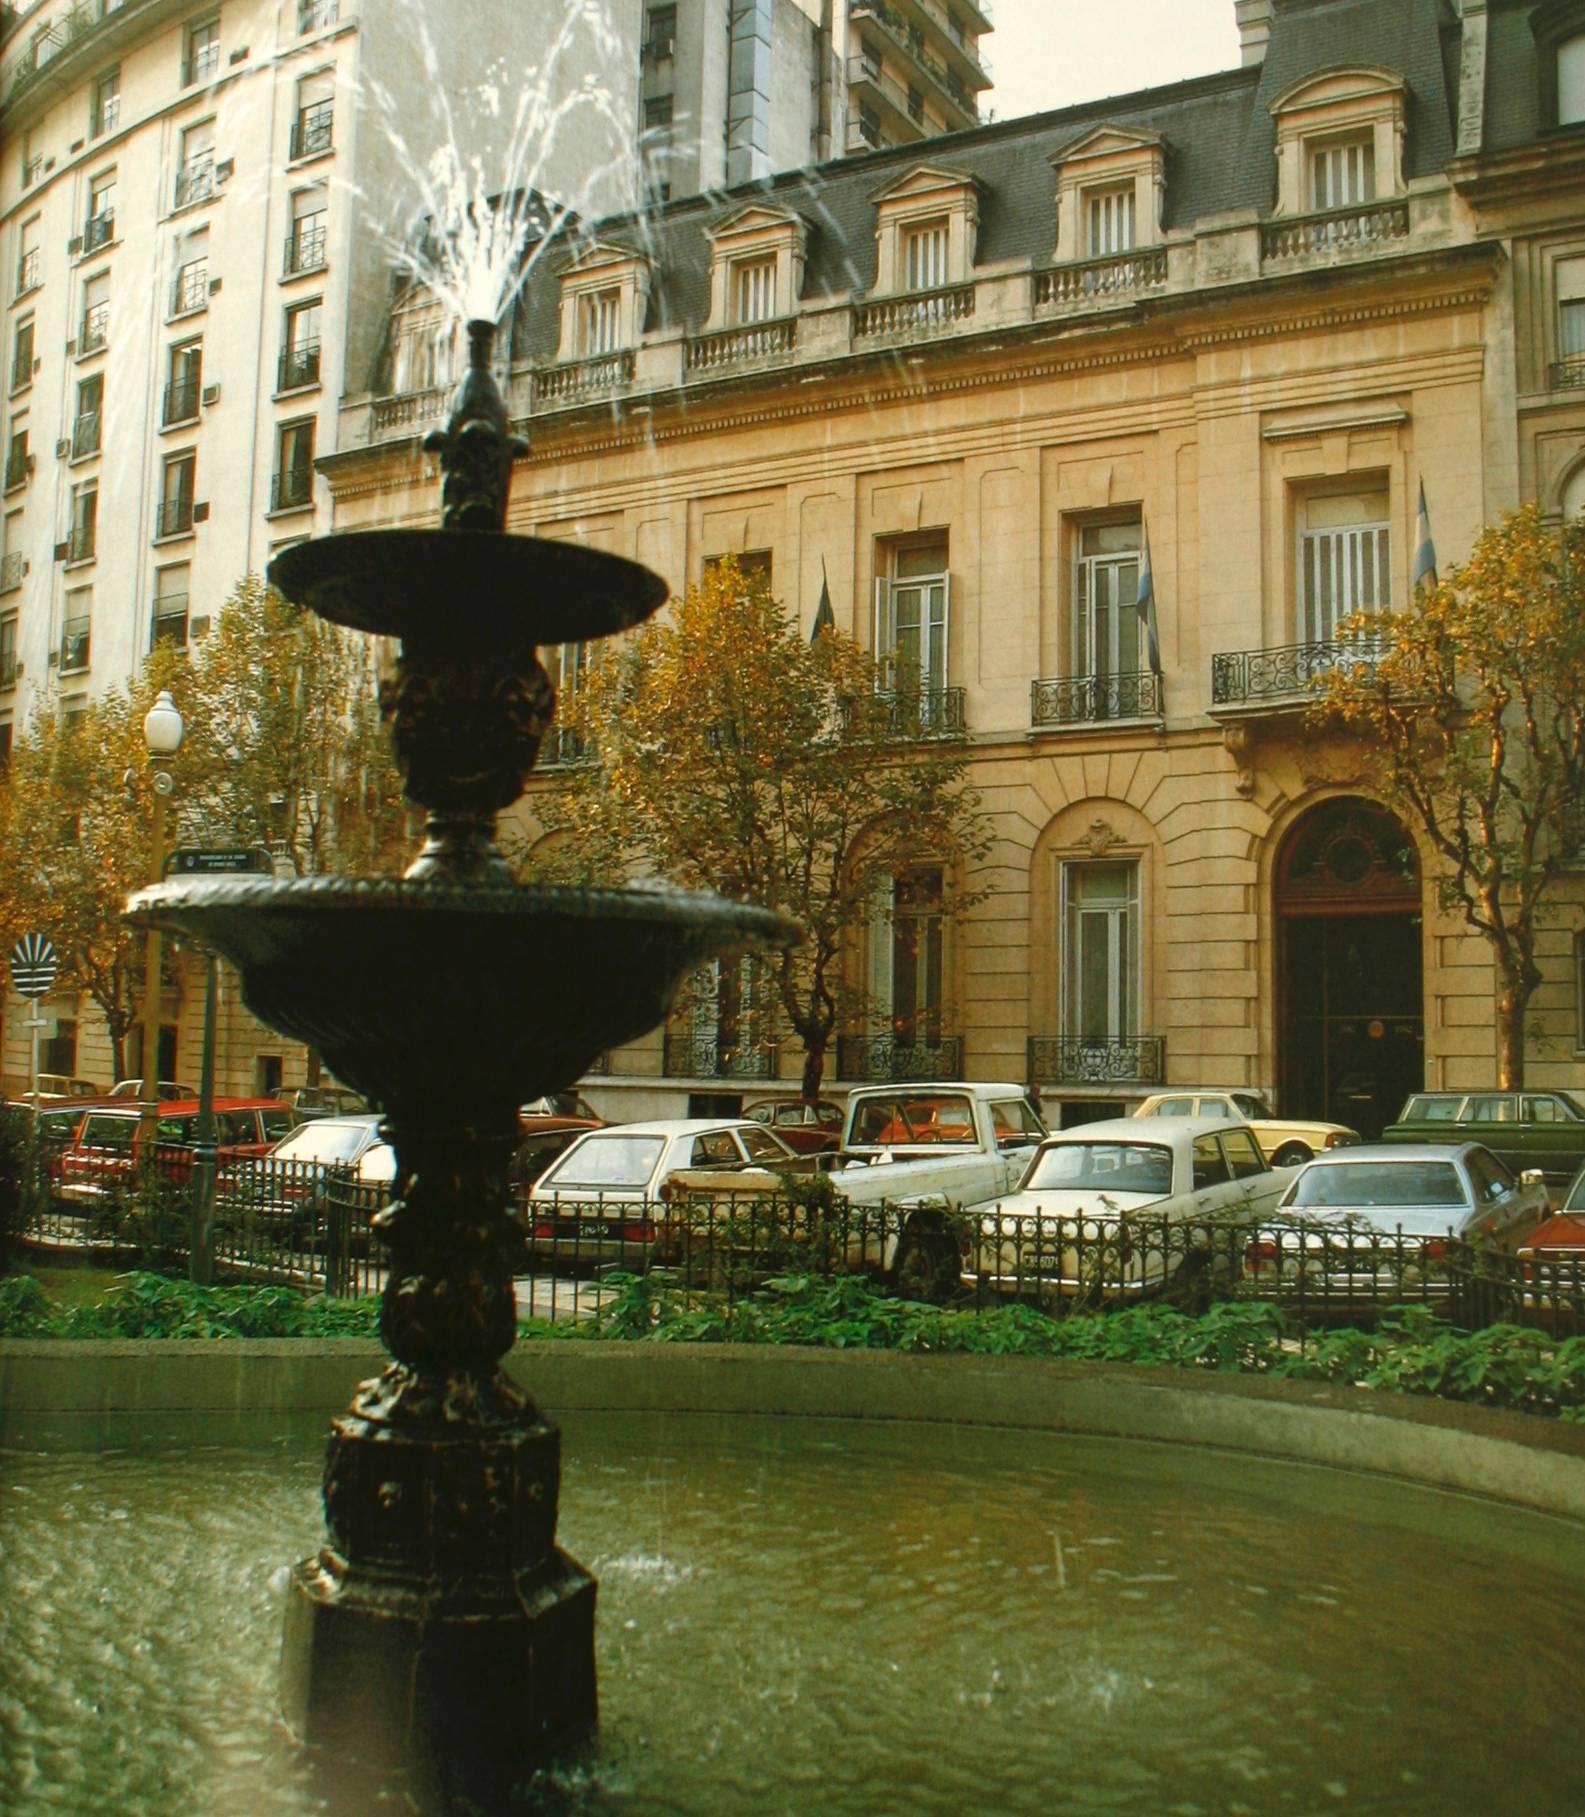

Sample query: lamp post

[137,690,183,1162]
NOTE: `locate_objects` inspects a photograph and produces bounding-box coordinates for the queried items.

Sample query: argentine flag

[1137,525,1162,673]
[1412,481,1438,593]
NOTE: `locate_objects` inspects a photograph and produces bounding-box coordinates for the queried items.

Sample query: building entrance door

[1277,798,1423,1139]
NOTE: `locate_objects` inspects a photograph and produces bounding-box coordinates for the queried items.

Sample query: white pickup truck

[661,1081,1046,1297]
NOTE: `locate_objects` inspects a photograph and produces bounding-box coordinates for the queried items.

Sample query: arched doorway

[1276,798,1423,1139]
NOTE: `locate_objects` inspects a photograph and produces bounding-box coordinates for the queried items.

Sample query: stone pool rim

[3,1338,1584,1524]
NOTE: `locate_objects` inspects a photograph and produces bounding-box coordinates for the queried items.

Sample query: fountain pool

[3,1405,1582,1816]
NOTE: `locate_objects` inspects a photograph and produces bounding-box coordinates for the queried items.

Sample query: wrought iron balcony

[1260,198,1409,262]
[72,411,101,457]
[872,685,967,740]
[155,496,194,538]
[78,302,109,353]
[59,619,90,672]
[14,250,40,296]
[854,284,974,338]
[4,449,32,491]
[1211,638,1385,708]
[1550,353,1585,391]
[1032,670,1162,728]
[271,465,314,511]
[283,222,327,276]
[174,159,216,210]
[65,523,95,563]
[837,1033,962,1082]
[170,266,209,316]
[83,210,114,252]
[290,101,334,160]
[151,597,189,647]
[162,380,200,426]
[278,341,321,391]
[662,1034,779,1080]
[1027,1035,1165,1087]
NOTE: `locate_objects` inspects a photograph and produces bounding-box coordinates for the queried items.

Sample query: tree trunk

[800,1039,827,1104]
[1496,985,1528,1089]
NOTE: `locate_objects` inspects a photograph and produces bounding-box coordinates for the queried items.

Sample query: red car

[55,1098,299,1209]
[744,1096,843,1154]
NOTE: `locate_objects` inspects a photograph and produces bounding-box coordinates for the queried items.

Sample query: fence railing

[854,284,975,338]
[1260,198,1409,262]
[1211,637,1386,707]
[1035,248,1167,308]
[1031,670,1162,726]
[1027,1034,1166,1085]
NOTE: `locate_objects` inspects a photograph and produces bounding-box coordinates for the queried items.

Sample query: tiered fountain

[125,318,796,1809]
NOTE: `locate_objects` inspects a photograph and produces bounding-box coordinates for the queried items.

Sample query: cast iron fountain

[125,318,796,1809]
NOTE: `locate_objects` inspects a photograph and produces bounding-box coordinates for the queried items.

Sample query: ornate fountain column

[126,319,796,1809]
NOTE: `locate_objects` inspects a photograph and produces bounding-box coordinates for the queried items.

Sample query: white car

[527,1118,803,1264]
[1134,1090,1360,1167]
[969,1114,1298,1302]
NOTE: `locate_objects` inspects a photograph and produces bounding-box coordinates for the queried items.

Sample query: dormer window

[869,165,979,296]
[580,287,621,356]
[1309,135,1374,210]
[1087,187,1134,256]
[1563,33,1585,123]
[733,257,776,324]
[905,218,949,291]
[701,204,807,333]
[1269,68,1406,217]
[553,239,651,365]
[1048,126,1166,265]
[1533,4,1585,127]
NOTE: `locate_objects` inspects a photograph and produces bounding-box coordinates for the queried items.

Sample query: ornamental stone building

[325,0,1585,1134]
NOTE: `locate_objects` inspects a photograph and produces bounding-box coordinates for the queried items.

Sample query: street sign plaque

[166,846,275,877]
[9,933,58,999]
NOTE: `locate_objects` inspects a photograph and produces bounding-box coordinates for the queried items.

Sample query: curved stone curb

[3,1338,1583,1523]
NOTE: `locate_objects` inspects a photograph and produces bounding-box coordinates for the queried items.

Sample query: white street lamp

[138,691,184,1150]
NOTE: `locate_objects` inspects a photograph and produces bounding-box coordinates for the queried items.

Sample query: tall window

[1309,136,1374,210]
[645,3,677,60]
[732,257,776,324]
[1298,487,1390,643]
[1087,187,1134,256]
[0,612,16,686]
[86,171,117,250]
[10,318,33,394]
[1,508,21,592]
[875,537,949,692]
[1073,518,1142,680]
[390,303,456,392]
[298,0,339,31]
[184,17,220,86]
[4,422,29,492]
[152,563,190,647]
[158,451,196,537]
[61,586,91,672]
[79,271,109,353]
[16,222,41,299]
[1561,296,1585,382]
[1561,33,1585,124]
[904,219,949,291]
[286,190,327,275]
[275,419,315,510]
[580,287,621,355]
[280,299,322,390]
[91,68,120,138]
[293,73,335,159]
[176,121,216,208]
[21,128,41,187]
[74,371,102,456]
[689,956,766,1074]
[172,235,209,315]
[1062,861,1139,1045]
[68,480,97,562]
[872,865,944,1049]
[165,340,202,425]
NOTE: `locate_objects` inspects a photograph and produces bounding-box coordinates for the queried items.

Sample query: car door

[1220,1127,1286,1217]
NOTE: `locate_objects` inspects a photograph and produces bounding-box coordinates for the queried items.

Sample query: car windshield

[1023,1141,1173,1195]
[849,1093,977,1145]
[543,1133,666,1191]
[1286,1160,1466,1210]
[273,1120,373,1164]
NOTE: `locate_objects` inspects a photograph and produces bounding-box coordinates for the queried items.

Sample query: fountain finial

[422,316,529,532]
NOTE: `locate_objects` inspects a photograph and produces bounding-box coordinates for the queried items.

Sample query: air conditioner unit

[191,614,211,638]
[228,46,247,64]
[209,275,223,295]
[64,339,76,356]
[215,158,234,183]
[55,439,70,458]
[53,541,68,562]
[69,139,84,154]
[67,235,82,256]
[201,383,220,406]
[192,500,210,523]
[47,649,58,667]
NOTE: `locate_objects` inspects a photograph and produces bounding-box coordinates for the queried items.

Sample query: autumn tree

[520,559,990,1100]
[1314,503,1585,1086]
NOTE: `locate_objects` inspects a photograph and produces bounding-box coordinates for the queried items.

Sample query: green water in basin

[2,1411,1581,1815]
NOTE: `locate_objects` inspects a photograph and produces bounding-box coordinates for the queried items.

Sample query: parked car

[1133,1090,1359,1167]
[28,1074,104,1102]
[527,1118,804,1265]
[1515,1157,1585,1328]
[108,1079,200,1102]
[744,1095,843,1154]
[55,1098,299,1210]
[219,1112,385,1246]
[1380,1089,1585,1196]
[276,1084,369,1120]
[968,1115,1297,1304]
[521,1092,604,1123]
[1245,1141,1549,1310]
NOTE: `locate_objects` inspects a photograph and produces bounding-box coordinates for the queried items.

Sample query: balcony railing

[848,0,981,122]
[162,380,200,426]
[371,387,449,438]
[173,158,215,210]
[662,1034,779,1080]
[60,619,90,672]
[532,351,635,407]
[871,685,967,740]
[1031,670,1163,727]
[72,411,101,456]
[278,341,321,391]
[4,449,32,490]
[1,552,24,592]
[15,250,41,296]
[0,647,16,687]
[298,0,340,30]
[9,350,32,392]
[78,302,108,353]
[685,317,797,374]
[151,597,189,647]
[171,266,209,316]
[271,465,314,511]
[83,209,114,252]
[290,101,334,160]
[1035,248,1168,309]
[283,222,327,276]
[155,496,194,538]
[1260,197,1409,262]
[181,46,219,87]
[854,284,974,338]
[837,1033,963,1082]
[1550,353,1585,390]
[1211,638,1386,708]
[537,726,588,768]
[66,523,95,563]
[1027,1035,1165,1087]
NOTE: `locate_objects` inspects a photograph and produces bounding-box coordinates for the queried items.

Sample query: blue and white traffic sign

[9,933,59,999]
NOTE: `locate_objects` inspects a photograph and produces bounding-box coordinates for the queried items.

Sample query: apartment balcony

[162,380,200,427]
[278,341,322,391]
[1035,248,1168,311]
[170,268,210,317]
[82,210,115,253]
[151,596,189,647]
[155,496,194,538]
[854,283,974,340]
[65,524,95,564]
[59,619,91,673]
[271,465,314,511]
[1260,197,1409,264]
[283,222,327,277]
[872,685,967,740]
[882,0,992,89]
[531,351,635,408]
[72,411,101,457]
[15,250,41,298]
[1027,1035,1166,1088]
[685,317,797,376]
[662,1034,779,1081]
[1210,638,1385,713]
[1031,670,1163,729]
[370,386,449,441]
[78,303,109,354]
[1,551,25,592]
[1550,352,1585,390]
[3,449,32,491]
[290,101,334,161]
[837,1033,963,1082]
[173,159,216,211]
[848,1,981,129]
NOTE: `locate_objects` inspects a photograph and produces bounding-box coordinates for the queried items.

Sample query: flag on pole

[1411,480,1438,593]
[1137,524,1162,674]
[811,558,835,642]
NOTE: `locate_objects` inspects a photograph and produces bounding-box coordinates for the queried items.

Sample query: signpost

[9,934,60,1111]
[167,847,275,877]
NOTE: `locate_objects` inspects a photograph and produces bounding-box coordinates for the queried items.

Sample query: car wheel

[891,1230,959,1305]
[1272,1142,1313,1168]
